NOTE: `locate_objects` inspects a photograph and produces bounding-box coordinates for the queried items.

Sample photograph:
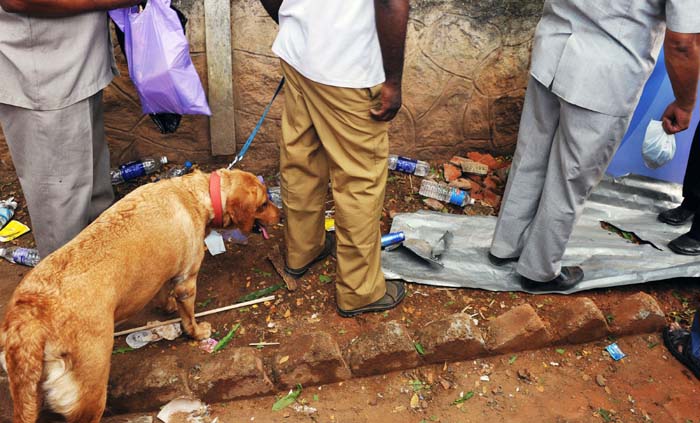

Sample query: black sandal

[663,327,700,379]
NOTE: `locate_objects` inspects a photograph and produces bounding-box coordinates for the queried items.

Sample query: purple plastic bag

[109,1,211,115]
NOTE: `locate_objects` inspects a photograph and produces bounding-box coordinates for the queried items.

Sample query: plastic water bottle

[419,179,473,207]
[388,155,430,177]
[164,161,193,179]
[0,246,40,267]
[0,197,17,230]
[111,156,168,185]
[267,186,283,208]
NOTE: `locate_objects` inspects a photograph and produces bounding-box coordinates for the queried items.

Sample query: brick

[416,314,487,363]
[554,297,610,344]
[346,321,420,377]
[483,176,499,191]
[448,178,472,191]
[610,292,666,336]
[482,189,502,209]
[423,198,445,211]
[272,332,351,389]
[443,163,463,182]
[190,347,274,403]
[449,155,471,168]
[460,159,489,175]
[466,152,500,170]
[108,353,189,413]
[486,304,551,354]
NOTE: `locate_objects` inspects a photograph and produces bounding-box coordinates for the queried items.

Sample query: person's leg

[490,77,561,260]
[289,72,394,312]
[0,92,112,258]
[86,92,115,221]
[516,100,632,282]
[278,61,330,271]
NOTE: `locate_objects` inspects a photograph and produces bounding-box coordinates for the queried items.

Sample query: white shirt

[272,0,385,89]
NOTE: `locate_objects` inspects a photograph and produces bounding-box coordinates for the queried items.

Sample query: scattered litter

[549,362,560,367]
[199,338,219,353]
[381,232,405,249]
[111,156,168,185]
[249,342,280,347]
[325,217,336,232]
[212,323,241,353]
[452,391,474,405]
[221,229,248,245]
[388,154,429,177]
[0,246,39,266]
[291,403,317,415]
[606,343,627,361]
[267,186,283,209]
[480,375,490,382]
[0,221,31,242]
[163,161,193,179]
[272,384,302,411]
[419,179,473,207]
[400,230,452,267]
[112,346,135,355]
[423,198,445,211]
[204,231,226,256]
[410,393,420,409]
[0,197,17,230]
[414,342,425,356]
[157,397,209,423]
[596,374,607,387]
[126,322,183,349]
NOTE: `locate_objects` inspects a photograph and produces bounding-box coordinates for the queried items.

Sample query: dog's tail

[3,301,48,423]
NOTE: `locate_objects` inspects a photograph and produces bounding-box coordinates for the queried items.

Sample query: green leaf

[319,274,333,284]
[196,297,215,308]
[555,348,565,355]
[598,408,612,422]
[452,391,474,405]
[253,267,273,277]
[212,323,241,353]
[272,384,303,411]
[410,379,425,392]
[647,342,659,349]
[415,342,425,356]
[338,329,347,335]
[112,346,134,355]
[313,394,319,402]
[508,355,517,365]
[237,283,285,303]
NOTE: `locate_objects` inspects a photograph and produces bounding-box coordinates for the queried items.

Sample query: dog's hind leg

[61,335,111,423]
[155,282,178,315]
[174,274,211,340]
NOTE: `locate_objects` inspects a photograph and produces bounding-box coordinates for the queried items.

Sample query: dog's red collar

[209,171,224,227]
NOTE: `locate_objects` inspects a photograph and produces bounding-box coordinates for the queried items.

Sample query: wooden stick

[267,244,298,291]
[249,342,280,347]
[114,295,276,337]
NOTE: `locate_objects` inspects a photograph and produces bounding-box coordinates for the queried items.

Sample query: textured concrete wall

[0,0,543,172]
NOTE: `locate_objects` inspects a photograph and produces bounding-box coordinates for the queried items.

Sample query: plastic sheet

[382,175,698,294]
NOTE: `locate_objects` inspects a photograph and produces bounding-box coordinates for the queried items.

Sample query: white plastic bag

[642,120,676,169]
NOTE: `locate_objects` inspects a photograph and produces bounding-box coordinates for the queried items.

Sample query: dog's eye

[258,201,268,211]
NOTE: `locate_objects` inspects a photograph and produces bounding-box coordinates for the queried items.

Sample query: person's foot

[284,234,335,278]
[668,233,700,255]
[658,206,695,226]
[337,280,406,318]
[520,266,584,293]
[488,252,519,266]
[662,326,700,379]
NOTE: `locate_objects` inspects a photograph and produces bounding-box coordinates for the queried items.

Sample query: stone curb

[0,293,670,415]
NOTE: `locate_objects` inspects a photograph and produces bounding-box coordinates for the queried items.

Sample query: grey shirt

[0,8,117,111]
[531,0,700,117]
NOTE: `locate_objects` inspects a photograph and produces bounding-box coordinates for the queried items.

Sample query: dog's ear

[220,170,261,231]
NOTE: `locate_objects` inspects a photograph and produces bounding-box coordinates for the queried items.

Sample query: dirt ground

[0,161,699,422]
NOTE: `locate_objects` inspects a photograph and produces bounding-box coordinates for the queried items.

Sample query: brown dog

[0,169,280,423]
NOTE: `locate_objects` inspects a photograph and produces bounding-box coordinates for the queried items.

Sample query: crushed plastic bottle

[111,156,168,185]
[0,197,18,230]
[164,161,193,179]
[388,154,430,177]
[419,179,473,207]
[267,186,283,209]
[0,246,40,267]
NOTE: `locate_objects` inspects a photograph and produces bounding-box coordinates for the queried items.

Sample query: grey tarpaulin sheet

[382,175,700,294]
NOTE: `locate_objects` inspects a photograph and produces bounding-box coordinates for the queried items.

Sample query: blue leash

[227,77,286,169]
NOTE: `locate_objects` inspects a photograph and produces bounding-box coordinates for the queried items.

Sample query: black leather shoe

[488,252,519,266]
[337,280,406,318]
[658,206,695,226]
[520,266,584,292]
[284,234,335,278]
[669,233,700,256]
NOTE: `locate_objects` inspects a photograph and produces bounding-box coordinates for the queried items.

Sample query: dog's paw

[192,322,212,340]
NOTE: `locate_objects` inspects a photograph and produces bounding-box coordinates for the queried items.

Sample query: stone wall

[0,0,543,173]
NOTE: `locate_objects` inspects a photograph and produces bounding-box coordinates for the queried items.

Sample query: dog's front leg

[173,275,211,340]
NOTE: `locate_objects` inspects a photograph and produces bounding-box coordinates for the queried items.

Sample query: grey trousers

[491,77,632,282]
[0,91,114,258]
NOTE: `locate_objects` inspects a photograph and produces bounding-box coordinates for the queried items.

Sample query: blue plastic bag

[109,0,211,116]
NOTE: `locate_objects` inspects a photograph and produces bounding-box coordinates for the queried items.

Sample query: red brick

[448,178,472,190]
[486,304,551,354]
[443,163,463,182]
[467,152,499,170]
[483,176,499,191]
[271,332,351,389]
[610,293,666,336]
[482,190,502,208]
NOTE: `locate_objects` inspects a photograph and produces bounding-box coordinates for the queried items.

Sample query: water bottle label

[449,189,467,206]
[120,161,147,181]
[396,157,418,174]
[12,249,29,265]
[0,208,13,227]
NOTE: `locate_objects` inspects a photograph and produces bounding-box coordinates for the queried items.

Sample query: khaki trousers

[0,91,114,258]
[279,61,388,311]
